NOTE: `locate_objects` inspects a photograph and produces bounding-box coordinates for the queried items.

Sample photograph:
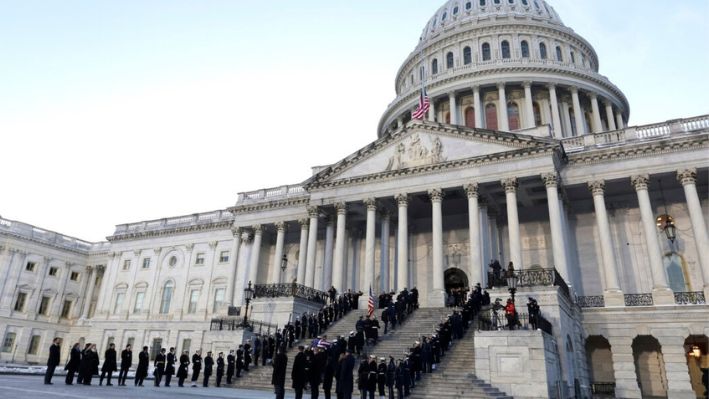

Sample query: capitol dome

[378,0,629,139]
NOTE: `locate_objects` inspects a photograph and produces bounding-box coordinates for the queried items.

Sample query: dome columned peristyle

[378,0,629,140]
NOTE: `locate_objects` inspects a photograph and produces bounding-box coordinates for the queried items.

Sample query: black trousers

[216,372,223,387]
[83,374,93,385]
[165,373,172,386]
[118,368,129,385]
[99,370,113,385]
[154,369,163,386]
[135,375,144,386]
[191,369,200,384]
[44,364,56,384]
[65,369,76,385]
[203,372,211,387]
[178,376,186,386]
[275,384,285,399]
[310,382,320,399]
[294,387,304,399]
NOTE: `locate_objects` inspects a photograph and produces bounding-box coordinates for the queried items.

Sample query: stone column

[395,194,409,291]
[465,183,482,286]
[80,266,96,319]
[235,233,251,305]
[571,87,586,135]
[588,181,624,306]
[561,99,573,137]
[542,173,571,287]
[615,111,625,129]
[590,93,603,133]
[429,188,446,307]
[95,252,117,316]
[605,102,617,131]
[228,227,242,305]
[489,210,500,262]
[631,175,673,304]
[548,84,563,138]
[677,168,709,297]
[363,199,377,295]
[271,222,286,284]
[428,98,436,122]
[296,219,309,285]
[497,83,510,131]
[322,217,335,290]
[332,203,347,293]
[247,225,263,286]
[30,257,52,317]
[479,202,491,283]
[449,93,458,125]
[305,206,320,288]
[656,335,697,398]
[397,117,403,129]
[607,336,642,398]
[473,86,483,128]
[523,82,535,128]
[0,248,19,306]
[380,210,391,293]
[502,178,522,270]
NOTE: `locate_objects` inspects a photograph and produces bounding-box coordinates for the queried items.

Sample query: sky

[1,0,708,242]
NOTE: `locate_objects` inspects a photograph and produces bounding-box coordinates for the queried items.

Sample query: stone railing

[624,293,653,307]
[253,283,329,305]
[111,209,233,237]
[561,114,709,153]
[0,216,98,254]
[673,291,706,305]
[477,310,553,335]
[210,316,279,333]
[576,295,605,308]
[236,184,307,205]
[488,267,571,301]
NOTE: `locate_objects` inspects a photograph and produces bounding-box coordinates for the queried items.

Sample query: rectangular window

[159,285,173,314]
[181,338,191,354]
[219,251,229,263]
[28,335,41,355]
[70,271,80,281]
[213,288,225,313]
[133,292,144,313]
[122,260,131,270]
[60,300,72,319]
[142,258,151,269]
[25,262,36,272]
[38,296,51,316]
[2,332,16,353]
[195,253,205,265]
[107,337,115,347]
[151,338,162,361]
[114,293,125,313]
[48,267,58,276]
[188,290,199,314]
[127,337,135,349]
[14,292,27,312]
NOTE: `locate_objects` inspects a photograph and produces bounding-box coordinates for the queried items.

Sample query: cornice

[566,134,709,166]
[107,220,233,242]
[0,231,92,256]
[228,196,310,216]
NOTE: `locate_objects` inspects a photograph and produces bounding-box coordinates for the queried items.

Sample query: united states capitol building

[1,1,707,398]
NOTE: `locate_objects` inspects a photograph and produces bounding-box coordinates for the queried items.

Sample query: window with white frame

[25,262,36,272]
[134,292,145,313]
[123,260,131,270]
[28,335,41,355]
[114,292,125,314]
[70,271,80,281]
[195,253,205,265]
[188,289,199,314]
[39,296,51,315]
[60,300,72,319]
[48,267,58,276]
[14,292,27,312]
[219,251,229,263]
[213,288,226,313]
[1,332,16,352]
[159,281,174,314]
[142,258,151,269]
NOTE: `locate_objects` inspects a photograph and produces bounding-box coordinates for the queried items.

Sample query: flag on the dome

[367,286,375,317]
[412,87,430,120]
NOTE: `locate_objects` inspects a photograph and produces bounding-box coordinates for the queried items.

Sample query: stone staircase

[408,316,512,399]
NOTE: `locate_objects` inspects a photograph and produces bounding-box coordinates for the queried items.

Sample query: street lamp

[281,254,288,272]
[506,272,518,303]
[657,179,677,244]
[242,281,254,327]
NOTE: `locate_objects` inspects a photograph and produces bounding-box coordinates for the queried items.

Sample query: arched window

[533,102,542,126]
[445,112,451,124]
[664,253,689,292]
[446,52,454,69]
[453,6,459,15]
[420,66,425,80]
[570,51,576,64]
[507,102,520,130]
[480,0,486,6]
[539,43,547,59]
[521,40,530,58]
[442,12,447,22]
[494,0,501,4]
[466,2,472,10]
[482,43,491,61]
[432,59,438,75]
[465,107,475,128]
[521,0,528,5]
[569,108,577,136]
[501,40,511,59]
[463,46,472,65]
[159,281,174,314]
[556,46,563,61]
[508,0,514,4]
[485,104,498,130]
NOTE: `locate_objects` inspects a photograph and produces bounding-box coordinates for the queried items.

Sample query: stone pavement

[0,374,293,399]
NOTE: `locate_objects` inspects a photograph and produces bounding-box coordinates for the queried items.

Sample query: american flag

[411,87,430,120]
[367,286,375,317]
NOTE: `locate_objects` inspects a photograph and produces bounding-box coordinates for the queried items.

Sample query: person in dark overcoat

[64,342,81,385]
[135,346,149,387]
[216,352,225,387]
[177,350,190,387]
[191,349,202,387]
[337,349,355,399]
[202,351,214,387]
[291,346,308,399]
[44,337,61,385]
[81,344,100,385]
[309,346,326,399]
[165,347,176,387]
[118,344,132,386]
[226,350,235,384]
[76,343,91,384]
[376,357,387,399]
[154,348,166,386]
[366,355,378,399]
[99,343,117,386]
[236,345,245,378]
[357,355,369,399]
[271,346,288,399]
[385,357,396,399]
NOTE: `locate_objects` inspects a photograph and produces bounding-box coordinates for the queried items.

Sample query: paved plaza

[0,375,292,399]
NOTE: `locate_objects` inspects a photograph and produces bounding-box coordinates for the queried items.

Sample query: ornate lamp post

[281,254,288,273]
[242,281,254,327]
[506,271,518,303]
[656,179,677,244]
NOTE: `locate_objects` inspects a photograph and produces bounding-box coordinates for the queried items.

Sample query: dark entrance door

[444,268,469,291]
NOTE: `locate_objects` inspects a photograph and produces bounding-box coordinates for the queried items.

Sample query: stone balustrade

[236,184,307,205]
[0,216,98,253]
[110,209,234,238]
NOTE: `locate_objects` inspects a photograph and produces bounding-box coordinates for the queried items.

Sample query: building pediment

[306,121,556,190]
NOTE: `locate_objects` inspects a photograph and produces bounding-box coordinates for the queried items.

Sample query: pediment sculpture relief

[385,133,446,171]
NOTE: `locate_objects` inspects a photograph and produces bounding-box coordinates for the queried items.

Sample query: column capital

[523,81,532,88]
[472,85,480,92]
[541,172,559,188]
[546,83,557,90]
[85,265,93,273]
[570,86,579,94]
[428,188,444,202]
[630,175,650,191]
[395,193,409,207]
[209,241,218,249]
[307,206,320,218]
[298,218,310,227]
[252,224,263,234]
[153,247,162,254]
[363,198,378,211]
[448,92,456,99]
[590,92,598,100]
[275,221,287,232]
[588,180,605,196]
[184,243,194,252]
[464,183,479,198]
[497,82,506,90]
[334,202,347,215]
[96,264,106,273]
[379,208,391,219]
[240,232,252,243]
[502,178,518,193]
[231,227,242,237]
[677,168,697,186]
